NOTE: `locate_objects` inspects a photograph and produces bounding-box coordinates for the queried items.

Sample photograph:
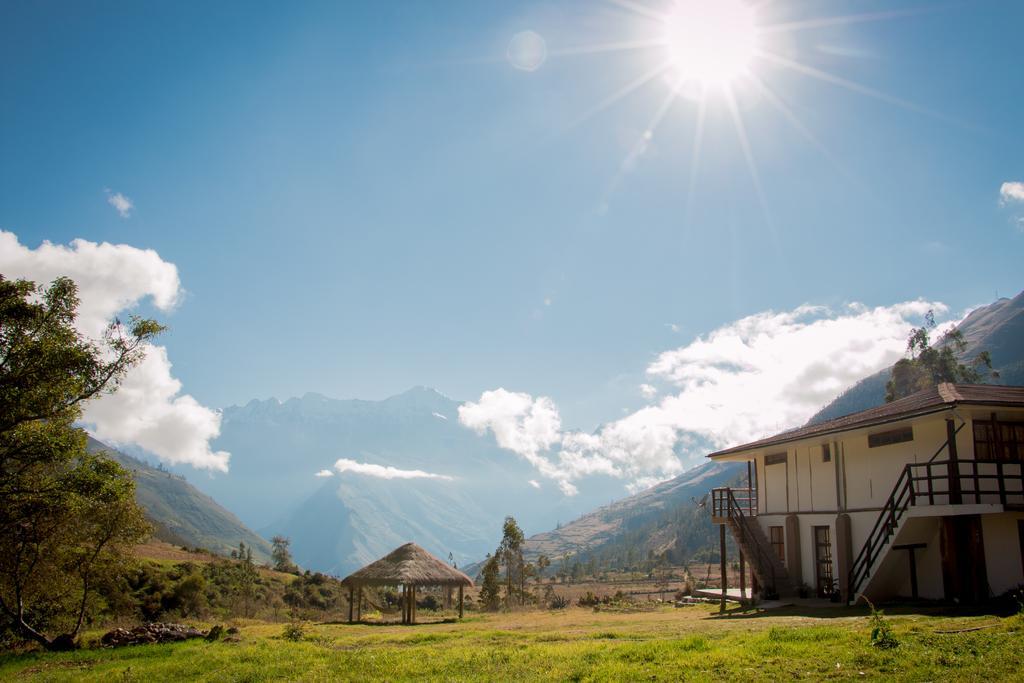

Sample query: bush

[281,621,307,642]
[418,594,440,611]
[577,591,600,608]
[549,594,569,609]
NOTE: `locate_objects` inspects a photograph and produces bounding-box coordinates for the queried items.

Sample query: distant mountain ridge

[87,437,273,562]
[177,387,641,576]
[809,289,1024,424]
[519,460,743,567]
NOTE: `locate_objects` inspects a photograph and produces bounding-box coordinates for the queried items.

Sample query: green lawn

[3,604,1023,681]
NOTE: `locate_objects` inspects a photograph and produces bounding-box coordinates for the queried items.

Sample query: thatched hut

[341,542,474,624]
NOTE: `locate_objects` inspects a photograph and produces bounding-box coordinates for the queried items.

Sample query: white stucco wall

[981,512,1024,596]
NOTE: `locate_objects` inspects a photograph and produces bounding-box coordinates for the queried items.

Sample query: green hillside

[86,437,273,562]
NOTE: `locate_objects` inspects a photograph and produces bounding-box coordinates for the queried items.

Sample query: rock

[226,626,240,635]
[205,625,224,642]
[100,623,206,648]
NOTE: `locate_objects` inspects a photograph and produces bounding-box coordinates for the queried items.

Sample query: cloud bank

[0,230,229,471]
[461,299,942,495]
[334,458,454,481]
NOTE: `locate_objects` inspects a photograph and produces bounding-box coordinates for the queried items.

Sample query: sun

[662,0,759,87]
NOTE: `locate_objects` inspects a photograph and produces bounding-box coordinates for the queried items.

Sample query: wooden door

[814,525,833,598]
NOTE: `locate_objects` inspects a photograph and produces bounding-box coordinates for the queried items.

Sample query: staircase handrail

[847,463,914,602]
[724,487,777,594]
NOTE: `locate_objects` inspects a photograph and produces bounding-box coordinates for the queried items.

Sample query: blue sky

[2,0,1023,444]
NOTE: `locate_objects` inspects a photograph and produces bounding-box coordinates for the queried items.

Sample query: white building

[707,383,1024,603]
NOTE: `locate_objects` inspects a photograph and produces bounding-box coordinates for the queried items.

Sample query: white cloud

[528,479,541,489]
[0,230,228,472]
[106,190,134,218]
[334,458,454,481]
[83,346,230,472]
[639,383,658,399]
[458,388,562,466]
[1000,181,1024,204]
[644,300,942,451]
[460,299,943,495]
[315,469,335,478]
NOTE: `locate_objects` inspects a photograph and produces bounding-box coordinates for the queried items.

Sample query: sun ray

[760,7,935,34]
[746,73,860,186]
[602,87,681,204]
[607,0,668,23]
[757,50,967,127]
[548,39,665,59]
[561,60,674,134]
[723,85,781,257]
[683,95,707,226]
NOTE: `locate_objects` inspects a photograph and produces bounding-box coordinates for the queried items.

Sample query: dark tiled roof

[708,383,1024,458]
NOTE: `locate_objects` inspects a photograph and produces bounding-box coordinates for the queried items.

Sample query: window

[868,426,914,448]
[814,526,834,598]
[769,526,785,563]
[822,443,832,463]
[974,419,1024,462]
[765,452,787,466]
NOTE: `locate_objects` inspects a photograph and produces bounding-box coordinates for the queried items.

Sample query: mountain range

[173,387,640,575]
[132,288,1022,576]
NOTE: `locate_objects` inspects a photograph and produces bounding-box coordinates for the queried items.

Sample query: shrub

[577,591,600,608]
[281,621,307,642]
[549,594,569,609]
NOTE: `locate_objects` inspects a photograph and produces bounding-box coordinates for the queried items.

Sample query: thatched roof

[341,543,474,587]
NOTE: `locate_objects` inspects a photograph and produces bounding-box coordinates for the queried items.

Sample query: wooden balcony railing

[848,458,1023,602]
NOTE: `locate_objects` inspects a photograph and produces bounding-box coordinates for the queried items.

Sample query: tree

[0,275,161,650]
[477,554,502,611]
[271,536,297,573]
[885,311,996,402]
[535,555,550,583]
[497,516,524,607]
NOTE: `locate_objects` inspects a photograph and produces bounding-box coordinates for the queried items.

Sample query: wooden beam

[458,585,464,619]
[356,586,362,622]
[947,419,961,505]
[348,585,354,623]
[719,524,727,613]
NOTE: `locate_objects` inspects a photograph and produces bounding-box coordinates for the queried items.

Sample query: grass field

[3,603,1023,681]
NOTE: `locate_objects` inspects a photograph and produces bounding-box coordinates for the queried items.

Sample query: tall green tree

[0,275,161,650]
[497,516,525,606]
[477,554,501,611]
[271,535,297,573]
[885,311,996,402]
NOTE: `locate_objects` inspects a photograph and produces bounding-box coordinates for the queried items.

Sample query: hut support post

[458,585,464,619]
[356,586,362,621]
[411,585,417,624]
[348,586,354,623]
[402,585,408,624]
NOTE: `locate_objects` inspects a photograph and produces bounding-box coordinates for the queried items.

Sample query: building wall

[981,512,1024,596]
[739,407,1024,601]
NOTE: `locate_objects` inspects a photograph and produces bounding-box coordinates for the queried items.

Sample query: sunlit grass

[3,605,1024,681]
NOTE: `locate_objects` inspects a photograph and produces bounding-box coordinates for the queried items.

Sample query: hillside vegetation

[87,438,274,563]
[520,461,742,572]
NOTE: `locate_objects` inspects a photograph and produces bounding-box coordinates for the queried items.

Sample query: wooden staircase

[712,487,798,598]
